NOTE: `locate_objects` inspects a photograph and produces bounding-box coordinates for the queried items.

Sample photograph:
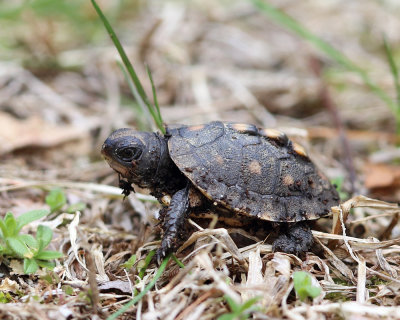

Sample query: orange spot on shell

[260,129,288,144]
[216,155,224,165]
[230,123,257,134]
[186,124,205,131]
[249,160,262,174]
[283,174,294,186]
[292,143,308,157]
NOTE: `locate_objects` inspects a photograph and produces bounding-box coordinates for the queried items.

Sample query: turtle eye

[117,147,142,162]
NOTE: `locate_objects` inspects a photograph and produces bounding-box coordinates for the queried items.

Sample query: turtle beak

[101,142,115,166]
[101,142,110,158]
[101,141,133,179]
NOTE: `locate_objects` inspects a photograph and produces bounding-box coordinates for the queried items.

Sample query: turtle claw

[156,237,174,265]
[156,250,163,266]
[156,248,167,265]
[118,175,135,198]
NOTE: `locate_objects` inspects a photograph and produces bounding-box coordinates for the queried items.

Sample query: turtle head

[102,128,165,190]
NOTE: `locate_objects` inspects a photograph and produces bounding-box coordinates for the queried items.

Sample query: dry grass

[1,0,400,319]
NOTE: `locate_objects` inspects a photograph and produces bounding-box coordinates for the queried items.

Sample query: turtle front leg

[157,185,190,263]
[272,222,313,255]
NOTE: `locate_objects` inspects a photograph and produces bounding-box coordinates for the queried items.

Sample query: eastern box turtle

[101,121,339,261]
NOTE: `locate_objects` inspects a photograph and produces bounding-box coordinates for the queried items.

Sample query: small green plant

[0,209,63,274]
[120,251,156,297]
[45,188,66,212]
[331,176,350,200]
[45,188,86,214]
[293,271,321,301]
[218,296,261,320]
[0,291,13,303]
[40,271,61,285]
[62,285,74,296]
[138,250,156,279]
[120,254,136,269]
[107,254,171,320]
[325,291,350,302]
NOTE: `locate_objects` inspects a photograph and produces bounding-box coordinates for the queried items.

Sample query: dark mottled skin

[102,121,340,261]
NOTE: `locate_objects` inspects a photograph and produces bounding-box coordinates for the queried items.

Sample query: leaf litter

[0,0,400,319]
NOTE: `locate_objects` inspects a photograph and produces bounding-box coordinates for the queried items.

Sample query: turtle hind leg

[272,222,313,255]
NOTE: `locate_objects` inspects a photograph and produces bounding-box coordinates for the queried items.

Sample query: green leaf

[41,273,55,284]
[24,258,39,274]
[62,285,74,295]
[121,254,136,269]
[307,286,322,298]
[4,212,18,236]
[239,296,260,312]
[45,188,66,212]
[293,271,321,301]
[16,209,49,232]
[7,237,30,257]
[18,234,39,250]
[66,202,86,213]
[0,291,13,303]
[224,295,240,314]
[35,250,63,260]
[36,225,53,251]
[36,259,56,270]
[0,217,9,238]
[217,315,236,320]
[138,250,156,279]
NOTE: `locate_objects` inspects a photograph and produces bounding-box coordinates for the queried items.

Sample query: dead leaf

[364,163,400,189]
[0,111,88,155]
[242,248,263,300]
[9,259,24,275]
[0,278,20,292]
[98,280,132,294]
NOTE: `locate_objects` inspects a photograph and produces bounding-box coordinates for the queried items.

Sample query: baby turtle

[102,121,339,261]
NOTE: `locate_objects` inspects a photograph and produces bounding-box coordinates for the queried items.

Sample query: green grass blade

[91,0,164,133]
[138,250,156,279]
[383,35,400,120]
[91,0,149,105]
[146,65,164,132]
[171,254,185,268]
[117,61,156,131]
[107,254,171,320]
[251,0,396,114]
